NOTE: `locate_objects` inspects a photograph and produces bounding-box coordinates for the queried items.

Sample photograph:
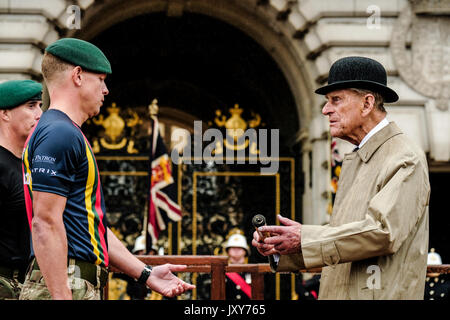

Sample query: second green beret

[0,80,42,110]
[45,38,112,74]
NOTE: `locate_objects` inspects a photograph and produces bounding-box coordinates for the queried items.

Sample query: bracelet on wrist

[137,265,152,284]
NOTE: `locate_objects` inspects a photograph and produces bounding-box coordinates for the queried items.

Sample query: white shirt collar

[358,117,389,149]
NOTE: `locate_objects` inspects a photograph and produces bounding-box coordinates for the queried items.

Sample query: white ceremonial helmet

[427,248,442,265]
[224,233,250,256]
[133,235,146,253]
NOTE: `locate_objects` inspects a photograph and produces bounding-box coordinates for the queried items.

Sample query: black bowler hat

[315,56,399,103]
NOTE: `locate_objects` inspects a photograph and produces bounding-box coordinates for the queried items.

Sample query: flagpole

[142,198,149,251]
[145,99,159,253]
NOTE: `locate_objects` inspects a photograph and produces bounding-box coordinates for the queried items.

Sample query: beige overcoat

[274,122,430,299]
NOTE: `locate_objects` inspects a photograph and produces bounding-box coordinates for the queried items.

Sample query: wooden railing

[107,255,450,300]
[426,264,450,275]
[109,255,229,299]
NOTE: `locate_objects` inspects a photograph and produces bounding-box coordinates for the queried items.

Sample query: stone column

[0,0,88,82]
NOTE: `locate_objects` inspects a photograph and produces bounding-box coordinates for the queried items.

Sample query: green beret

[0,80,42,110]
[45,38,112,74]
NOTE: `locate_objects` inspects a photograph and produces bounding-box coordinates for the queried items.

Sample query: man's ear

[361,94,375,117]
[0,109,10,121]
[71,66,83,87]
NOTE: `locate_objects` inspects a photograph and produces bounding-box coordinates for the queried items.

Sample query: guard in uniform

[224,232,252,300]
[294,273,321,300]
[425,249,449,301]
[0,80,42,299]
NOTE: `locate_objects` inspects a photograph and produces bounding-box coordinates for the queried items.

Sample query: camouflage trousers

[0,275,22,300]
[19,259,104,300]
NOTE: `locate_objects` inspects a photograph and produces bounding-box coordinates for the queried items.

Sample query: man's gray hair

[350,88,386,113]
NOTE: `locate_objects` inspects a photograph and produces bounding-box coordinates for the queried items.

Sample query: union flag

[147,118,182,252]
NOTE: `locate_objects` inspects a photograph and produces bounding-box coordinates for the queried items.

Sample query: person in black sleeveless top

[0,80,42,299]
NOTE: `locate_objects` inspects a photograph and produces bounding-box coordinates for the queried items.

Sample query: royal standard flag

[147,118,182,251]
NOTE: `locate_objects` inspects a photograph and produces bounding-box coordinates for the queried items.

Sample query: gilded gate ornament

[213,104,261,154]
[90,102,141,153]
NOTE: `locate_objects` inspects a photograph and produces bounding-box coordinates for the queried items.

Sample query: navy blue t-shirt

[23,109,109,266]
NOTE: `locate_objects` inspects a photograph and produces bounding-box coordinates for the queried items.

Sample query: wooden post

[250,272,265,300]
[211,262,226,300]
[103,282,109,300]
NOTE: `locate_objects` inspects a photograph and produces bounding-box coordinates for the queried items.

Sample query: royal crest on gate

[212,104,262,154]
[89,102,141,153]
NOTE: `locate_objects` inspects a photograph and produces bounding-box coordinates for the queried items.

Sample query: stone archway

[68,0,316,138]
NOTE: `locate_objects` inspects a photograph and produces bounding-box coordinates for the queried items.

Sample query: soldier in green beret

[0,79,43,299]
[19,38,195,300]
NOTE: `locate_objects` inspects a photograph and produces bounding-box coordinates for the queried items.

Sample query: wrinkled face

[322,89,364,143]
[8,100,42,141]
[227,247,247,264]
[80,71,109,118]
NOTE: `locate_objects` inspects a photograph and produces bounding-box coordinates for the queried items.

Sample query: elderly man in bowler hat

[19,38,194,300]
[0,80,42,299]
[253,56,430,299]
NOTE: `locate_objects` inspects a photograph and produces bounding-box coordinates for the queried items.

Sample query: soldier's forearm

[106,228,145,280]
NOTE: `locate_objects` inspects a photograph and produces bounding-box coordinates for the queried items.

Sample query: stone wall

[1,0,448,227]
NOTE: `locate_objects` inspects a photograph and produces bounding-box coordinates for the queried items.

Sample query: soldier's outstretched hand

[147,264,195,297]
